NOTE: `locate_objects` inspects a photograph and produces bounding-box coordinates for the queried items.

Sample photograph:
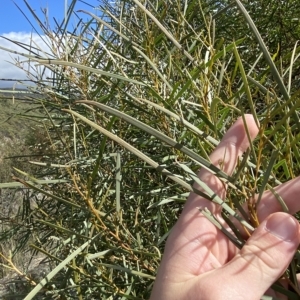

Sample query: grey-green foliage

[0,0,300,299]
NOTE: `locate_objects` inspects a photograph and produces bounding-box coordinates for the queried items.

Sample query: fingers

[256,176,300,221]
[154,115,260,286]
[186,114,259,213]
[233,175,300,236]
[203,212,300,300]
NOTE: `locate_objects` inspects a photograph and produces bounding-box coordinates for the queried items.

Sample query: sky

[0,0,101,88]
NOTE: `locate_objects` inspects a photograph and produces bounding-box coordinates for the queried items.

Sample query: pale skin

[150,114,300,300]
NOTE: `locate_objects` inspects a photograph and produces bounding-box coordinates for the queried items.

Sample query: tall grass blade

[24,237,95,300]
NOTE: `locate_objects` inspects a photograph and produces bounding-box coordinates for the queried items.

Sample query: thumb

[213,212,300,299]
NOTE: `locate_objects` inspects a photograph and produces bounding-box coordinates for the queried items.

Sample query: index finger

[184,114,259,215]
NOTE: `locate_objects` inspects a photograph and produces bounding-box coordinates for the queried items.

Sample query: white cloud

[0,32,52,88]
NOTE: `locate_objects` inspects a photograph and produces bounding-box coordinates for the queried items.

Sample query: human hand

[150,114,300,300]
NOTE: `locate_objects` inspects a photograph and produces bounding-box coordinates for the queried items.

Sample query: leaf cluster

[0,0,300,299]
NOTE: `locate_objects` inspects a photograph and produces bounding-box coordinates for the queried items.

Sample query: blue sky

[0,0,101,88]
[0,0,100,34]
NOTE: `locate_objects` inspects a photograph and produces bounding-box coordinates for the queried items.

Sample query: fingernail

[265,213,299,242]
